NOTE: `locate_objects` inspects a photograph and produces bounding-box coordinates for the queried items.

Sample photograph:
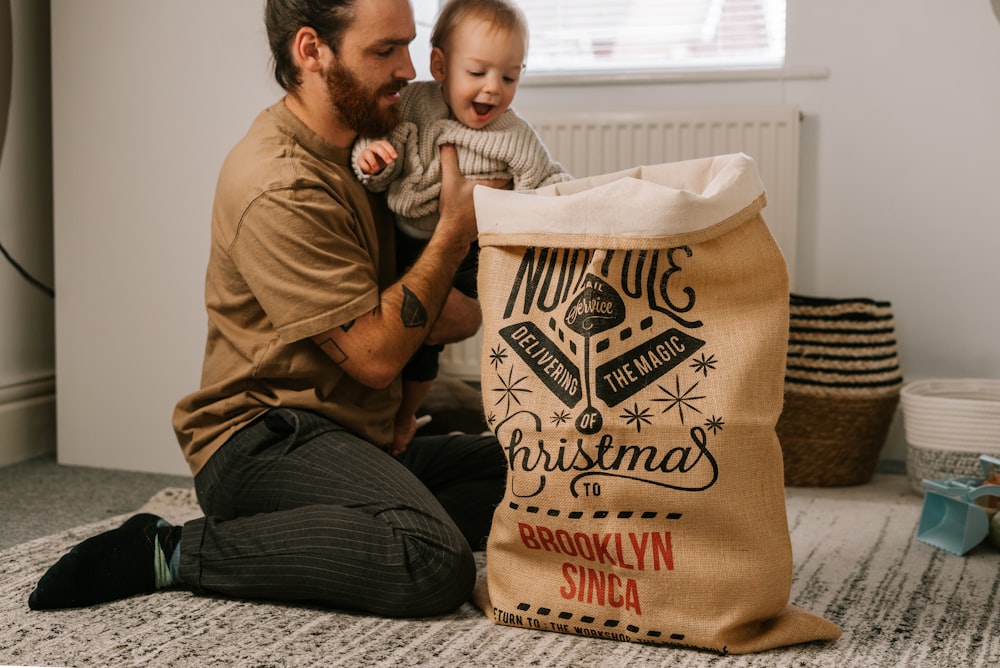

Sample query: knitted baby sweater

[352,81,572,238]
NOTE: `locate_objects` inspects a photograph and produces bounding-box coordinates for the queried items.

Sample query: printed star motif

[704,415,725,435]
[492,366,532,417]
[486,412,497,427]
[489,345,509,370]
[551,409,571,426]
[652,376,705,425]
[690,353,718,377]
[621,403,653,433]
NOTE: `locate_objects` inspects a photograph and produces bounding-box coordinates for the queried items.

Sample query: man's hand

[391,413,419,456]
[435,144,479,249]
[426,288,481,346]
[436,145,512,248]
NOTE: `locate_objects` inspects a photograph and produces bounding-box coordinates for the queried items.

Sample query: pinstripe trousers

[177,408,507,617]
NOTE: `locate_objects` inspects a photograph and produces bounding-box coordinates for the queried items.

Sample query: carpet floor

[3,475,999,667]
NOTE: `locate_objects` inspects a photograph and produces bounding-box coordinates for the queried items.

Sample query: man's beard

[325,61,406,139]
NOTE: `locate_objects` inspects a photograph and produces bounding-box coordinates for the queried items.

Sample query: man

[29,0,507,617]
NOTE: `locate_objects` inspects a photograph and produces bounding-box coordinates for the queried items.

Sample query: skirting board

[0,377,56,467]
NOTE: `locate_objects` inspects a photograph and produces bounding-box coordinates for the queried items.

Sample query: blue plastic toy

[917,455,1000,555]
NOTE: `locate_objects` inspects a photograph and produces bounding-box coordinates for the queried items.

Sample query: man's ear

[292,26,327,74]
[430,47,446,82]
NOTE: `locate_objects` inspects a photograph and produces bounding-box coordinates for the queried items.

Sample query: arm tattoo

[400,284,428,329]
[314,336,349,363]
[340,319,355,333]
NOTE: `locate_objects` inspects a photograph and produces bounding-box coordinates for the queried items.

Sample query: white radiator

[440,105,802,381]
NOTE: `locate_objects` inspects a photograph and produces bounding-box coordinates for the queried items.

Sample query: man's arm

[312,144,479,388]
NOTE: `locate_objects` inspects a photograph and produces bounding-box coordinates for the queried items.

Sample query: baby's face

[433,18,526,129]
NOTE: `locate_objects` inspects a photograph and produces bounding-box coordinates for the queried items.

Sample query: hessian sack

[473,153,842,654]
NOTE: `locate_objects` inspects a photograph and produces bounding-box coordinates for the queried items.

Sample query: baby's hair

[430,0,529,51]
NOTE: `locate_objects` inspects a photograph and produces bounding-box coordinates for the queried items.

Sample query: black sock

[28,513,182,610]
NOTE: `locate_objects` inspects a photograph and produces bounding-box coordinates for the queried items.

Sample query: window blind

[516,0,786,74]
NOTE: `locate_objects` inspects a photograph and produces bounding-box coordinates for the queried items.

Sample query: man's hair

[264,0,358,91]
[430,0,528,51]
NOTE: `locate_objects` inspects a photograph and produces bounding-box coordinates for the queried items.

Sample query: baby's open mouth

[473,102,494,117]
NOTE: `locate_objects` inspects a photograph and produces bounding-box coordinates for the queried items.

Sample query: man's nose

[396,49,417,81]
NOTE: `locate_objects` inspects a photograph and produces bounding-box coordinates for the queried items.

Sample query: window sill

[520,65,829,87]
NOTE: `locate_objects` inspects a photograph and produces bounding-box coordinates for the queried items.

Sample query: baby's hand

[357,140,398,175]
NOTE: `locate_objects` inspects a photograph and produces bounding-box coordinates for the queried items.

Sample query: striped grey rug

[3,476,999,667]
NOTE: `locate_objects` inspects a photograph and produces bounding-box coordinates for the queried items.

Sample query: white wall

[50,0,1000,474]
[791,2,1000,459]
[0,0,55,467]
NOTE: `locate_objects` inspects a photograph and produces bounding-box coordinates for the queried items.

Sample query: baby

[353,0,572,451]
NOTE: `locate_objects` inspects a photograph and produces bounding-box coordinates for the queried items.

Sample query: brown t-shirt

[173,100,400,476]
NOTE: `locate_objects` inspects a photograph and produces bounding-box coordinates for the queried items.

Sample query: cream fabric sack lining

[475,153,767,244]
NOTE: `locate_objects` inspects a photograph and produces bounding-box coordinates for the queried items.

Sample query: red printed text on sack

[516,522,677,616]
[517,523,675,571]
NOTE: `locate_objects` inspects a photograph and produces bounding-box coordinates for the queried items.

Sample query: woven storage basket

[901,378,1000,494]
[776,294,903,486]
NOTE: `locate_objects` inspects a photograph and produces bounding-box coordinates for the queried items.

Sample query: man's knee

[374,536,476,617]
